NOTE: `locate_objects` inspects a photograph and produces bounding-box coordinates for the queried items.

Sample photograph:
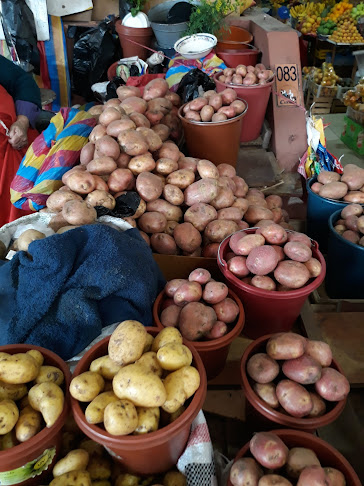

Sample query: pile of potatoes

[334,203,364,246]
[0,349,65,450]
[160,268,240,341]
[181,88,247,123]
[311,164,364,203]
[246,332,350,418]
[230,431,346,486]
[226,226,322,291]
[70,321,200,437]
[217,64,274,86]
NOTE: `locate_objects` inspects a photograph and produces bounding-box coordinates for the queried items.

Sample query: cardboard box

[92,0,119,20]
[153,254,218,281]
[63,10,92,21]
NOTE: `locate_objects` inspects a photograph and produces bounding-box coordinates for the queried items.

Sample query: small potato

[179,302,216,340]
[324,468,346,486]
[230,233,265,256]
[189,268,211,284]
[217,105,236,118]
[70,372,104,402]
[135,352,162,377]
[247,353,279,384]
[133,406,160,435]
[304,258,322,278]
[28,382,64,427]
[230,457,263,486]
[117,85,141,101]
[217,163,236,178]
[157,343,192,371]
[26,350,44,366]
[0,430,18,450]
[259,475,293,486]
[258,224,287,245]
[342,230,360,244]
[213,298,239,324]
[274,261,311,289]
[209,93,223,111]
[16,230,46,252]
[0,382,27,401]
[147,199,182,222]
[89,356,122,380]
[163,184,184,206]
[253,382,279,409]
[166,169,195,190]
[85,190,116,210]
[162,366,200,413]
[217,207,243,223]
[178,156,199,172]
[206,321,228,339]
[161,305,181,328]
[104,399,138,436]
[307,392,327,418]
[341,203,363,219]
[156,158,178,176]
[200,105,214,122]
[305,340,332,367]
[311,182,323,194]
[282,354,322,385]
[165,279,188,298]
[174,281,202,306]
[297,465,330,486]
[108,320,147,366]
[202,281,228,304]
[85,391,119,424]
[184,203,217,231]
[211,188,235,210]
[189,97,208,111]
[0,399,19,435]
[87,157,117,176]
[53,449,89,477]
[151,233,177,255]
[266,333,306,360]
[230,99,246,115]
[62,200,97,226]
[35,366,64,386]
[50,471,91,486]
[284,241,312,263]
[315,367,349,401]
[317,171,341,184]
[246,246,279,276]
[158,141,180,162]
[232,176,249,197]
[89,124,107,144]
[99,107,122,127]
[211,113,227,122]
[204,220,238,243]
[287,231,311,248]
[152,327,183,352]
[250,432,288,469]
[184,178,218,206]
[107,168,134,193]
[251,275,276,291]
[174,222,202,252]
[276,379,313,417]
[227,256,249,278]
[0,353,40,384]
[128,153,155,175]
[197,159,219,179]
[286,448,321,479]
[136,172,164,202]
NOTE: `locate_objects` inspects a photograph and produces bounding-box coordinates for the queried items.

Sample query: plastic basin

[306,177,363,253]
[216,26,253,51]
[240,334,347,433]
[217,229,326,339]
[227,429,361,486]
[214,71,274,142]
[178,101,247,167]
[70,327,207,475]
[153,288,245,380]
[0,344,71,486]
[115,20,153,61]
[326,209,364,299]
[216,46,260,68]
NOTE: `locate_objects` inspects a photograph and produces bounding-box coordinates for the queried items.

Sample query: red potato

[319,182,348,200]
[357,215,364,233]
[343,214,358,231]
[341,203,363,219]
[202,243,220,257]
[107,168,134,193]
[95,135,121,160]
[287,232,311,248]
[128,153,156,175]
[89,124,107,143]
[217,207,243,223]
[246,195,268,207]
[230,457,263,486]
[106,118,136,138]
[147,199,182,222]
[62,166,86,185]
[247,189,264,199]
[286,448,321,479]
[189,97,208,111]
[282,354,322,385]
[178,156,199,172]
[150,233,177,255]
[202,281,228,304]
[232,176,249,197]
[148,97,173,114]
[232,198,249,214]
[116,85,141,101]
[246,246,279,276]
[230,99,246,115]
[230,233,265,256]
[173,281,202,307]
[163,184,184,206]
[265,195,283,209]
[136,172,164,202]
[129,112,151,128]
[257,224,287,245]
[244,206,274,225]
[85,190,115,210]
[341,163,364,190]
[211,113,227,122]
[284,241,312,263]
[145,110,165,125]
[342,230,360,243]
[259,476,293,486]
[210,187,235,210]
[200,105,215,122]
[213,298,239,323]
[208,93,223,111]
[276,379,313,417]
[99,107,121,126]
[305,340,332,367]
[324,468,346,486]
[165,279,187,298]
[251,275,276,291]
[164,220,179,236]
[184,203,217,231]
[217,163,236,178]
[250,432,288,469]
[274,260,311,289]
[143,78,169,101]
[92,175,109,191]
[253,382,279,409]
[179,302,217,340]
[206,321,228,339]
[203,90,217,99]
[160,304,181,327]
[304,258,322,278]
[308,392,327,418]
[164,91,181,107]
[139,231,150,246]
[297,466,330,486]
[220,88,237,105]
[88,104,104,115]
[197,159,219,179]
[166,169,195,190]
[317,170,341,184]
[266,333,307,360]
[138,211,167,234]
[343,189,364,202]
[155,158,178,176]
[189,268,211,285]
[80,142,95,165]
[66,171,96,195]
[315,367,350,401]
[62,200,97,225]
[87,156,117,176]
[247,353,279,383]
[311,182,323,194]
[174,222,202,253]
[184,178,218,206]
[136,127,163,152]
[217,106,236,118]
[117,130,148,156]
[115,152,131,169]
[204,220,238,243]
[272,245,285,262]
[46,190,82,212]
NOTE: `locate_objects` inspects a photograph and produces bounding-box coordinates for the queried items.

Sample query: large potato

[70,372,104,403]
[163,184,184,206]
[211,188,235,210]
[184,178,218,206]
[99,107,121,126]
[95,136,120,160]
[0,382,27,401]
[253,382,279,409]
[128,153,156,175]
[202,281,228,304]
[0,399,19,435]
[213,298,239,323]
[151,233,177,255]
[230,457,263,486]
[257,224,287,245]
[108,320,147,366]
[85,190,116,210]
[343,190,364,204]
[305,340,332,367]
[284,242,312,263]
[174,282,202,306]
[179,302,216,340]
[286,448,321,479]
[341,163,364,190]
[244,206,274,225]
[118,131,148,156]
[143,78,169,101]
[136,172,164,202]
[282,354,322,385]
[204,220,238,243]
[28,382,64,427]
[341,203,363,219]
[166,170,195,190]
[53,449,89,477]
[147,199,182,222]
[121,97,147,115]
[16,229,46,252]
[189,268,211,284]
[314,367,349,401]
[161,305,181,328]
[246,246,279,276]
[229,233,265,256]
[136,127,163,152]
[62,200,97,226]
[197,159,219,179]
[87,157,117,176]
[250,432,288,469]
[134,406,160,435]
[247,353,279,384]
[0,353,39,384]
[274,261,310,289]
[174,222,202,252]
[297,465,331,486]
[287,232,311,248]
[217,207,243,223]
[276,379,313,417]
[184,203,217,231]
[266,333,306,360]
[107,168,134,193]
[319,182,348,200]
[162,366,200,413]
[46,190,82,212]
[157,343,192,371]
[85,392,119,424]
[104,399,138,435]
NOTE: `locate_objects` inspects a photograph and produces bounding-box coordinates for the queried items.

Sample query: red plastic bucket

[216,45,260,68]
[153,289,245,380]
[240,334,347,433]
[214,71,274,142]
[115,21,153,61]
[227,429,362,486]
[217,229,326,339]
[71,327,207,475]
[0,344,71,486]
[216,26,253,51]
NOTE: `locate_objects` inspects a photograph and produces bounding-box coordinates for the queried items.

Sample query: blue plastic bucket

[306,177,363,252]
[326,209,364,299]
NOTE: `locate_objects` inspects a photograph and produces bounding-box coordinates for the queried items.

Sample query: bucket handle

[217,228,320,268]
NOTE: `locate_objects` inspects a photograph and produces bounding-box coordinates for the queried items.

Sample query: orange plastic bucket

[115,20,153,61]
[216,26,253,51]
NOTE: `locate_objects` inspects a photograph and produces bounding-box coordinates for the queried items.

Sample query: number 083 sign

[274,64,301,107]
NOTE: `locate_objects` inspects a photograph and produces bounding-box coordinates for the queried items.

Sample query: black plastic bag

[176,68,216,103]
[95,192,141,219]
[72,21,118,100]
[119,0,133,19]
[106,77,125,101]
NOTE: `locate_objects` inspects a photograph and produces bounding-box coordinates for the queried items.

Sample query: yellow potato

[49,470,91,486]
[89,355,122,380]
[108,320,147,366]
[15,405,42,442]
[53,449,90,477]
[134,407,160,435]
[17,229,45,251]
[143,333,154,353]
[85,391,119,424]
[135,352,163,377]
[0,381,27,401]
[164,470,187,486]
[157,343,192,371]
[113,364,166,407]
[26,349,44,366]
[104,399,138,436]
[0,430,18,450]
[28,382,64,428]
[70,372,104,402]
[115,473,140,486]
[162,366,200,414]
[0,399,19,435]
[79,439,104,457]
[35,366,64,386]
[87,454,112,480]
[0,353,39,384]
[151,328,183,353]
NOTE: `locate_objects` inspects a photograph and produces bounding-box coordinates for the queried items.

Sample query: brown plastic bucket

[240,334,347,433]
[115,20,153,60]
[227,429,361,486]
[214,72,274,142]
[178,102,247,167]
[216,26,253,51]
[0,344,71,486]
[153,289,245,380]
[71,327,207,475]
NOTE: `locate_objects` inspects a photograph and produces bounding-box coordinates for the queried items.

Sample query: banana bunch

[290,4,306,19]
[290,2,325,20]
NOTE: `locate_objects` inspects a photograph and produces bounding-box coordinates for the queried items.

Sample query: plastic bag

[72,21,119,100]
[177,68,216,103]
[95,192,141,218]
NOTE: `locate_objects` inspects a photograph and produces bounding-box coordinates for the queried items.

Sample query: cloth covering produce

[0,224,165,360]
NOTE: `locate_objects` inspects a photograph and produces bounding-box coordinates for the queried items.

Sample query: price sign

[274,64,301,108]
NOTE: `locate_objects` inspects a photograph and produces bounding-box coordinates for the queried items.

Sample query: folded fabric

[0,225,165,360]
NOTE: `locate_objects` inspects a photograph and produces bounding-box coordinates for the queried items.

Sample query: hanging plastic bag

[176,68,216,103]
